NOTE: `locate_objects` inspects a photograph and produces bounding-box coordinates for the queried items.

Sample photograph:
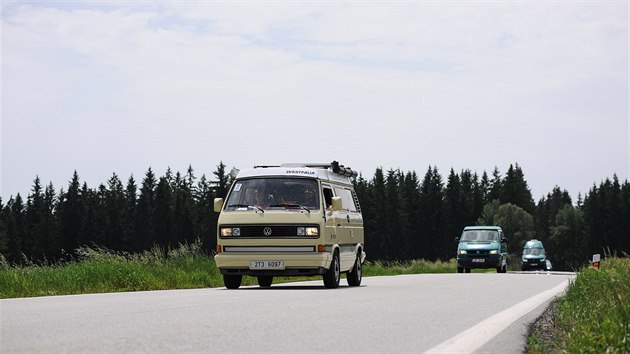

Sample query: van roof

[235,161,357,184]
[463,226,502,231]
[524,239,544,248]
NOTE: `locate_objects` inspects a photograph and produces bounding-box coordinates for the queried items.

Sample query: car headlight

[489,250,499,254]
[297,227,319,236]
[220,227,240,237]
[458,250,467,255]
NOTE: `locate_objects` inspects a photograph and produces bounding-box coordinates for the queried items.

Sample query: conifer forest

[1,162,628,271]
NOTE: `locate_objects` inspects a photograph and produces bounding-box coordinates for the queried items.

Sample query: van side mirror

[214,198,224,213]
[502,237,507,242]
[330,197,342,211]
[455,237,460,242]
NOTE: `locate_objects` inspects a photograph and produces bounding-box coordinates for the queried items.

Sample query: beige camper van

[214,161,365,289]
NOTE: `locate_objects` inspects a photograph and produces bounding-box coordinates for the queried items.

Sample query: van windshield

[460,230,499,242]
[225,178,320,211]
[523,248,545,256]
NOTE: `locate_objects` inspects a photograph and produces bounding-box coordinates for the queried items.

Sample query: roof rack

[253,161,358,178]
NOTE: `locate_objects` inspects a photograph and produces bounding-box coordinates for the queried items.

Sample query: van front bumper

[457,254,502,269]
[215,252,333,277]
[522,258,546,270]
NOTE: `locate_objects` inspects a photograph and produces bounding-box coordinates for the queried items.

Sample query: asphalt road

[0,272,574,353]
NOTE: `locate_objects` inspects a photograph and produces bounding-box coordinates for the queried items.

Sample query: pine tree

[480,171,490,203]
[487,167,503,203]
[195,174,216,251]
[25,177,44,259]
[123,175,138,251]
[154,176,174,248]
[135,168,157,251]
[213,162,230,199]
[78,183,105,248]
[469,171,485,225]
[401,171,421,259]
[58,171,82,258]
[385,169,408,259]
[419,166,445,260]
[444,169,463,247]
[103,173,127,250]
[25,177,57,261]
[0,197,9,259]
[7,195,26,263]
[366,168,387,260]
[621,180,630,254]
[501,164,535,214]
[172,171,194,245]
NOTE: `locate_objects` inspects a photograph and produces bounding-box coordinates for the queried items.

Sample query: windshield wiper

[269,203,311,213]
[227,204,250,208]
[227,204,264,213]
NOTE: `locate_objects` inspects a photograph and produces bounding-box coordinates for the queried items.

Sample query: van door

[333,186,362,270]
[322,185,338,245]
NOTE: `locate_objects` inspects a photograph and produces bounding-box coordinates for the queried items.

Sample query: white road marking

[425,279,571,354]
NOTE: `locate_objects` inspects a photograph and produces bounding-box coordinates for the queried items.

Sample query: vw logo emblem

[263,227,272,236]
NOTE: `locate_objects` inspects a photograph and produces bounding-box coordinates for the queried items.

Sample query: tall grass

[362,259,456,276]
[529,256,630,353]
[0,245,459,298]
[0,241,227,298]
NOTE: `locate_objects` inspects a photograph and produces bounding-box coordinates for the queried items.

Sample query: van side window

[333,187,358,212]
[322,186,333,209]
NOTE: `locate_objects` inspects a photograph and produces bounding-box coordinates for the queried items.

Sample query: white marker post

[592,253,601,269]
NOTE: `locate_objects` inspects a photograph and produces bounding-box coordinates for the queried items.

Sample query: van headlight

[458,250,467,255]
[297,227,319,236]
[489,249,499,254]
[221,227,240,237]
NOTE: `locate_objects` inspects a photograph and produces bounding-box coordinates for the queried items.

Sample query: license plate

[472,258,485,263]
[250,260,284,269]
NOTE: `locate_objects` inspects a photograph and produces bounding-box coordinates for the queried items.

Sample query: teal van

[521,239,547,271]
[456,226,508,273]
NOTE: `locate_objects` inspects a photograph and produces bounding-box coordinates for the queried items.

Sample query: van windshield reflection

[225,178,320,211]
[460,230,499,242]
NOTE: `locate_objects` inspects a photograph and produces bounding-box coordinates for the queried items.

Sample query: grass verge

[0,244,456,298]
[528,256,630,354]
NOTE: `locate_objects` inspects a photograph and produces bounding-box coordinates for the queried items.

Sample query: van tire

[464,268,471,273]
[323,252,340,288]
[257,276,273,288]
[224,274,242,289]
[347,254,362,287]
[457,266,463,273]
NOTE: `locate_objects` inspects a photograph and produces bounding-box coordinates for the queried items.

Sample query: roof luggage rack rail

[254,161,358,178]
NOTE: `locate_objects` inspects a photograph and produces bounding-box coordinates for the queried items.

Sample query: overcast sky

[1,1,628,203]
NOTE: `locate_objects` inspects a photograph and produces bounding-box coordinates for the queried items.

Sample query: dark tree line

[1,162,628,270]
[0,163,231,264]
[356,164,629,269]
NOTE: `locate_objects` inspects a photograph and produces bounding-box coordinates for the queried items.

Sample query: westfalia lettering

[286,170,315,175]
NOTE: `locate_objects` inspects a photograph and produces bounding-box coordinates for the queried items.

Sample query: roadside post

[592,254,601,269]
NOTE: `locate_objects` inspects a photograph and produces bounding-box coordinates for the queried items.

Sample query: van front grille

[220,224,319,238]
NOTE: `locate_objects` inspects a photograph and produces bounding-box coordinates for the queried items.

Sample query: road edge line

[424,279,571,354]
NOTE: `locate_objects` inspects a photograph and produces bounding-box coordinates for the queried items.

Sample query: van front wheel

[223,274,242,289]
[257,276,273,288]
[347,255,362,287]
[323,252,340,288]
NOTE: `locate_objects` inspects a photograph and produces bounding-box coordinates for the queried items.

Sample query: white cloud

[1,1,627,201]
